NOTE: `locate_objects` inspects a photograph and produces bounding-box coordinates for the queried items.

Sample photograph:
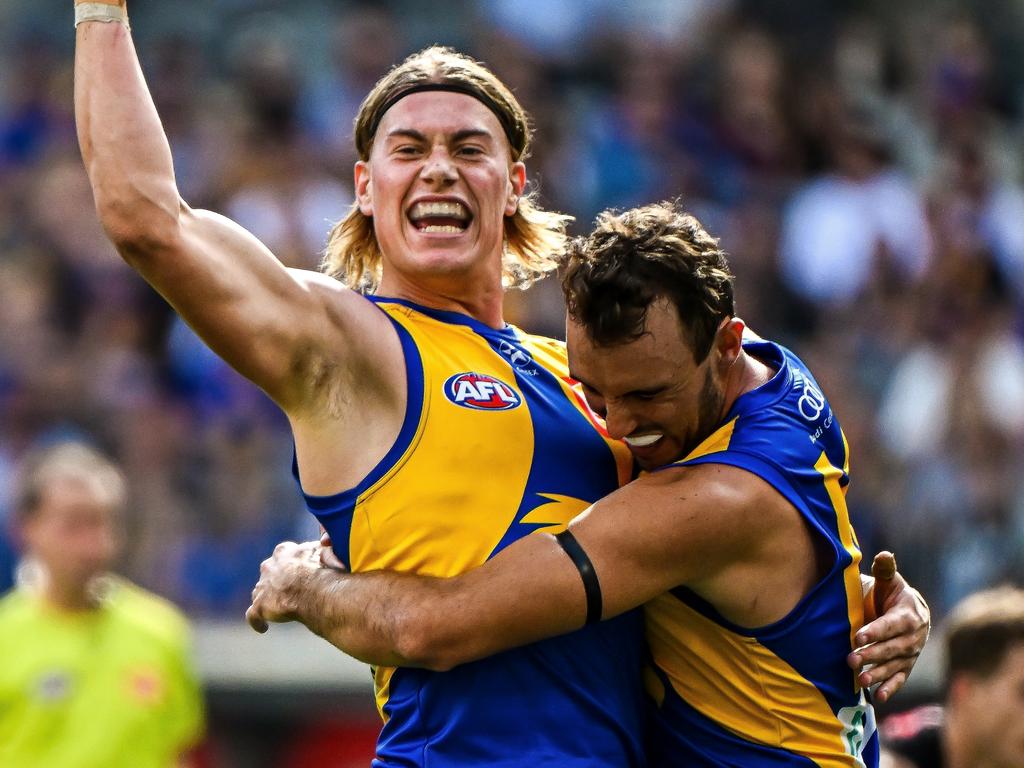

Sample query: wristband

[74,2,129,29]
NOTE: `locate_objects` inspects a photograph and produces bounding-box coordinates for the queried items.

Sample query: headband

[364,82,525,158]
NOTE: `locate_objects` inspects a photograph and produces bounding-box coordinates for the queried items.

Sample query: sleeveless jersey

[644,340,879,768]
[294,297,647,768]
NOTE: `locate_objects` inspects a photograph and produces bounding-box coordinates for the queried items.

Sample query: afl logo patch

[444,372,522,410]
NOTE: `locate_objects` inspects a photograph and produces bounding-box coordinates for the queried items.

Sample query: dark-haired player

[251,202,931,766]
[73,2,926,763]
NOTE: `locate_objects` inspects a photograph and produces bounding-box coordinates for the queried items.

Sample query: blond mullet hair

[322,46,571,291]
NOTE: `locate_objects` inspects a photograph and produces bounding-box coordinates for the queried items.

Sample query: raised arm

[74,3,392,411]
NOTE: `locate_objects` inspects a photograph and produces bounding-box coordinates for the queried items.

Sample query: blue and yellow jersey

[644,339,879,768]
[295,297,647,768]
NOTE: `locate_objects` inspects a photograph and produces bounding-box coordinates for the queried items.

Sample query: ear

[505,162,526,216]
[947,673,972,707]
[715,317,746,369]
[354,161,373,216]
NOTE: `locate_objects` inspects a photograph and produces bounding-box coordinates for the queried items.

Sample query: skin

[17,469,198,767]
[73,1,927,710]
[944,644,1024,768]
[74,19,522,501]
[248,304,930,702]
[20,475,121,612]
[359,92,525,325]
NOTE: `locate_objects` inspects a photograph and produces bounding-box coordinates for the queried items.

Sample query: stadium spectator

[880,585,1024,768]
[0,441,204,768]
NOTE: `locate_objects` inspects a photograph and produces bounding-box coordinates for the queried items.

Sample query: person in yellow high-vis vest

[0,441,203,768]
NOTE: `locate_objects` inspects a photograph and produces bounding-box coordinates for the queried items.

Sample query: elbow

[390,604,469,672]
[92,184,183,264]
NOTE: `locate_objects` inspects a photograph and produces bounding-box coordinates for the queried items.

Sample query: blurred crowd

[1,0,1023,623]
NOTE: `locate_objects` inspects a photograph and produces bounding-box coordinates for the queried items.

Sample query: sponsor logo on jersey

[793,370,828,421]
[35,671,72,702]
[125,666,164,705]
[444,372,522,410]
[497,340,538,375]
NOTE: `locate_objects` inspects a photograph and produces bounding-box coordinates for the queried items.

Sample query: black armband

[555,529,603,625]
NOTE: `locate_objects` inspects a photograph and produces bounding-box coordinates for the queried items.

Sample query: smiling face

[355,91,525,297]
[568,298,732,470]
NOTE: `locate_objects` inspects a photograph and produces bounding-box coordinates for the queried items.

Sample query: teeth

[420,225,463,233]
[411,201,468,220]
[623,434,662,447]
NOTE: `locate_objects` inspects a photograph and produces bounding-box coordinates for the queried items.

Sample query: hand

[246,540,324,633]
[319,532,347,571]
[847,552,931,703]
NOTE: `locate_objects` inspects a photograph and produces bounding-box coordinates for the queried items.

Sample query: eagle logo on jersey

[444,372,522,410]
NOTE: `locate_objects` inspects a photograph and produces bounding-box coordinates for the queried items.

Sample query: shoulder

[288,270,393,330]
[639,461,801,555]
[108,580,192,651]
[632,463,780,537]
[0,587,32,626]
[514,329,566,357]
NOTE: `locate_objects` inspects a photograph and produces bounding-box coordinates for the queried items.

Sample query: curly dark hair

[562,201,734,361]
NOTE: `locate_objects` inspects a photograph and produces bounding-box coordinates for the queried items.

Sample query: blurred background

[1,0,1023,764]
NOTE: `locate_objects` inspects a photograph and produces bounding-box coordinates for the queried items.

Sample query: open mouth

[623,433,663,448]
[408,200,472,234]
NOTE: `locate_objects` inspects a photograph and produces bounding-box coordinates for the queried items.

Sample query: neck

[720,349,772,414]
[46,578,103,612]
[943,712,987,768]
[377,263,505,329]
[23,561,102,612]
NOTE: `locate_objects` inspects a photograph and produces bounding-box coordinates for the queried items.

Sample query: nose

[419,147,458,186]
[603,402,638,441]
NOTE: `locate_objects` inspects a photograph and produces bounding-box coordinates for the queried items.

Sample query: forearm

[282,543,589,671]
[289,567,459,669]
[75,5,180,249]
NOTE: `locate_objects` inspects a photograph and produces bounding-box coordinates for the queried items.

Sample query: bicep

[571,466,750,619]
[406,468,749,665]
[417,533,591,665]
[133,205,377,408]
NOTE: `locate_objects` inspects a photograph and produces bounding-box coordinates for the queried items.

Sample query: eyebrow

[570,373,667,399]
[451,129,494,143]
[627,385,667,398]
[384,128,495,143]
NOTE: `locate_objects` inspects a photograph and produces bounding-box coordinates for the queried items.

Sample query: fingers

[871,551,897,581]
[856,611,912,648]
[317,532,348,570]
[873,672,907,704]
[246,604,268,633]
[869,551,900,619]
[856,593,929,649]
[320,545,347,572]
[855,657,912,692]
[850,629,924,668]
